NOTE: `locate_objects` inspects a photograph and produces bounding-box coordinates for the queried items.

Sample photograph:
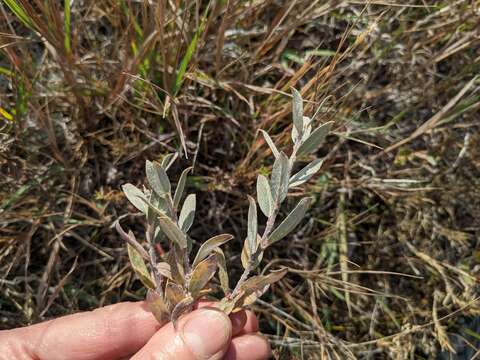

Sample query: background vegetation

[1,0,479,358]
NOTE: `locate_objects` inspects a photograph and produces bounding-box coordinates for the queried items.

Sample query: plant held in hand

[116,89,332,325]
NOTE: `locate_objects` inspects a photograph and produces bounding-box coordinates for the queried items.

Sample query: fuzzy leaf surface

[178,194,196,232]
[192,234,234,267]
[158,216,188,249]
[297,122,332,156]
[122,184,147,213]
[257,174,273,217]
[268,198,311,245]
[289,158,324,187]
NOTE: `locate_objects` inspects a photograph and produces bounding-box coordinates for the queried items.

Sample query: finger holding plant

[116,89,332,326]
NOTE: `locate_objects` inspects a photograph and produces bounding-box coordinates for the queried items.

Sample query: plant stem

[146,223,163,295]
[231,141,299,298]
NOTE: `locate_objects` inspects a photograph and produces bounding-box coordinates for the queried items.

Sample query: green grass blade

[173,0,212,96]
[64,0,71,54]
[3,0,33,29]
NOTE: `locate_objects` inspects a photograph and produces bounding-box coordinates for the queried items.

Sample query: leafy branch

[116,89,332,324]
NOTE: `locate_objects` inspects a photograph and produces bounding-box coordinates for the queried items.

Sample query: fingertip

[230,310,247,336]
[238,310,259,335]
[180,308,232,359]
[224,334,271,360]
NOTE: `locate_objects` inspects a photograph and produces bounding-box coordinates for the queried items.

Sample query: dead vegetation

[1,0,480,358]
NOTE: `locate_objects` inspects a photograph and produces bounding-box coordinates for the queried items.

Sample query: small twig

[115,220,149,260]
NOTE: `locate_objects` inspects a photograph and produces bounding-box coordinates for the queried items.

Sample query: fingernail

[181,308,231,359]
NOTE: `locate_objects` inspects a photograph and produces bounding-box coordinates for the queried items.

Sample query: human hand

[0,301,270,360]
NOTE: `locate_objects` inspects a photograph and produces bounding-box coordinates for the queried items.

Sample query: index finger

[0,301,161,360]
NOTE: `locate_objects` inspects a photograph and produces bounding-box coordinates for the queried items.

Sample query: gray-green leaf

[270,152,290,203]
[146,160,171,196]
[268,197,312,245]
[122,183,147,213]
[259,130,279,159]
[193,234,234,267]
[178,194,196,232]
[161,153,177,170]
[158,216,188,249]
[292,88,304,140]
[289,158,324,187]
[257,174,273,217]
[297,122,332,156]
[173,167,193,209]
[247,196,258,254]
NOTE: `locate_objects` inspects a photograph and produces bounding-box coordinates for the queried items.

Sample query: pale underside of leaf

[256,174,273,217]
[267,197,312,246]
[291,88,304,141]
[146,160,171,196]
[161,153,178,170]
[247,195,258,255]
[173,167,193,209]
[156,262,172,279]
[192,234,234,267]
[158,216,188,249]
[122,183,147,213]
[289,158,324,188]
[178,194,196,232]
[259,130,279,158]
[270,152,290,203]
[297,121,332,156]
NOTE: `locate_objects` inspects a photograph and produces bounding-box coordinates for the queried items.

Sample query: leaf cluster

[117,89,332,324]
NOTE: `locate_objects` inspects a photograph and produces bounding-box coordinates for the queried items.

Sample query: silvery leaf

[270,152,290,203]
[291,88,304,140]
[302,116,312,140]
[158,216,188,249]
[247,196,258,254]
[297,122,332,156]
[122,183,147,213]
[178,194,196,232]
[188,255,218,297]
[257,174,273,217]
[268,197,312,245]
[173,167,193,209]
[156,262,172,279]
[161,153,177,170]
[289,158,324,188]
[192,234,234,267]
[259,130,279,159]
[146,160,171,196]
